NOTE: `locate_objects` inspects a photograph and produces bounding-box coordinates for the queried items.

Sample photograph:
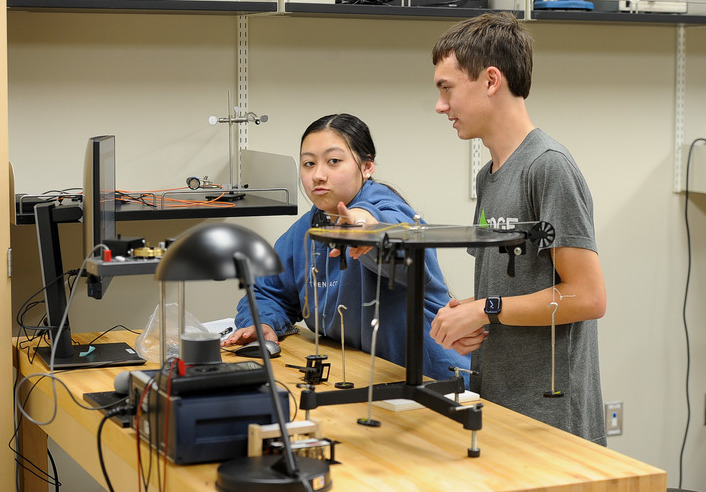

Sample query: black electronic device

[103,236,146,257]
[83,135,118,299]
[16,195,57,214]
[31,136,146,370]
[83,390,132,428]
[167,361,268,395]
[484,296,502,325]
[129,369,289,464]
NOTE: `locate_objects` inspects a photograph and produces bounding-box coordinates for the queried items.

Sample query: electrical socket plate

[605,401,623,436]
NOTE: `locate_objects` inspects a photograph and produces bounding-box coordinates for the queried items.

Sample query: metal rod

[364,318,380,421]
[227,91,235,189]
[159,281,167,367]
[312,266,320,356]
[338,305,348,382]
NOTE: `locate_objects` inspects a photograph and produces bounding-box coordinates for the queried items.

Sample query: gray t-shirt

[470,128,606,445]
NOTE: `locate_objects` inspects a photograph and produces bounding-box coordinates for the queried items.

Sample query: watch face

[485,297,501,314]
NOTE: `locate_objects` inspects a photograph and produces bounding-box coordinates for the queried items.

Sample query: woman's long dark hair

[301,113,376,168]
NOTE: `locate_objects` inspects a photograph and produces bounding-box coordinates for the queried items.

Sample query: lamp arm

[236,254,300,478]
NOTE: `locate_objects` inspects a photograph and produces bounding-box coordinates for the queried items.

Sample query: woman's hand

[220,324,278,346]
[330,201,377,259]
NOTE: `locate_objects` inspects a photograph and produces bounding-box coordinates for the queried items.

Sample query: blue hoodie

[235,180,471,383]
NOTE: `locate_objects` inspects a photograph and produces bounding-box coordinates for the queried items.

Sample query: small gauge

[186,176,200,190]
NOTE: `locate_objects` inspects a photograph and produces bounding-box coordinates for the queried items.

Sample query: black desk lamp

[155,222,331,492]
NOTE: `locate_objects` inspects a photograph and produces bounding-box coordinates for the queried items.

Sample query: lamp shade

[155,222,283,281]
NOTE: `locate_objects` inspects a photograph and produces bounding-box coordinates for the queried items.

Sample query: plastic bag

[135,303,209,362]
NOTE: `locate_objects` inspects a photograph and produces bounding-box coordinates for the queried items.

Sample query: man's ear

[486,66,502,94]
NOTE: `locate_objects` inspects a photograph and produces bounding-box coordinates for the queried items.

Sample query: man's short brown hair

[432,12,534,99]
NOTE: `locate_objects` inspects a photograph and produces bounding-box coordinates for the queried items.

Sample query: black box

[130,369,289,464]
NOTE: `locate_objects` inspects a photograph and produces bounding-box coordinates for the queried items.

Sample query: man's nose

[435,97,448,114]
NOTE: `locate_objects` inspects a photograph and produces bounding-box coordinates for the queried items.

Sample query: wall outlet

[605,401,623,436]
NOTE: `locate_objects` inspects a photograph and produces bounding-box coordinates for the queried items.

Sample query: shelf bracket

[470,138,482,199]
[238,15,249,188]
[674,24,686,193]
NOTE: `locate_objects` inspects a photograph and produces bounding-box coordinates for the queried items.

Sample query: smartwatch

[484,296,502,325]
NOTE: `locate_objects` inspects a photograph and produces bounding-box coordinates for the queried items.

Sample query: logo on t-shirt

[479,208,519,230]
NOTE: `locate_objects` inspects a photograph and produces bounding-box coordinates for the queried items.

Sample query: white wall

[7,11,706,490]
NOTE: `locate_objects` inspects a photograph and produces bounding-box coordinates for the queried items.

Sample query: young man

[429,12,608,445]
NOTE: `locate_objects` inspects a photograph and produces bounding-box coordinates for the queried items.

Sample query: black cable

[679,137,706,489]
[136,373,158,491]
[98,413,116,492]
[9,369,61,489]
[15,271,67,331]
[98,405,136,492]
[85,324,140,346]
[47,448,59,492]
[276,379,299,422]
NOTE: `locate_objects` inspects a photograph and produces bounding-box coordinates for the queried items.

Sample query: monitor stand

[33,201,146,371]
[35,342,146,370]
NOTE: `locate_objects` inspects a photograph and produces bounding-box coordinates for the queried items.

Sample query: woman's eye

[328,158,341,165]
[301,161,314,168]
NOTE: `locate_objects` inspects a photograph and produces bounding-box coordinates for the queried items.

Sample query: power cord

[9,368,62,490]
[679,137,706,489]
[12,245,125,490]
[98,404,136,492]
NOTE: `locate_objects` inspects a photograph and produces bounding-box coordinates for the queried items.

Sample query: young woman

[222,113,470,383]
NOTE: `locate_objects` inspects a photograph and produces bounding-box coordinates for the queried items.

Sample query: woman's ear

[363,160,375,179]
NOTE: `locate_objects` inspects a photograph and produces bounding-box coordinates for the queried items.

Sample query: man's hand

[431,298,489,355]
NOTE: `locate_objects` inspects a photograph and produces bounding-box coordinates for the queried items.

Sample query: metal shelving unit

[8,0,706,23]
[7,0,277,14]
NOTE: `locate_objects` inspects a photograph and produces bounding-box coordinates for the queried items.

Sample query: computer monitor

[84,135,116,299]
[32,135,145,369]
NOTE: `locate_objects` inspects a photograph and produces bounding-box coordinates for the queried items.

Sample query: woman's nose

[312,165,326,181]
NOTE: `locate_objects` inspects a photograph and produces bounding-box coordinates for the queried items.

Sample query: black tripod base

[299,377,481,431]
[216,455,331,492]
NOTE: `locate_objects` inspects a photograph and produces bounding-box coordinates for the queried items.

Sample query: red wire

[136,379,152,492]
[162,359,178,489]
